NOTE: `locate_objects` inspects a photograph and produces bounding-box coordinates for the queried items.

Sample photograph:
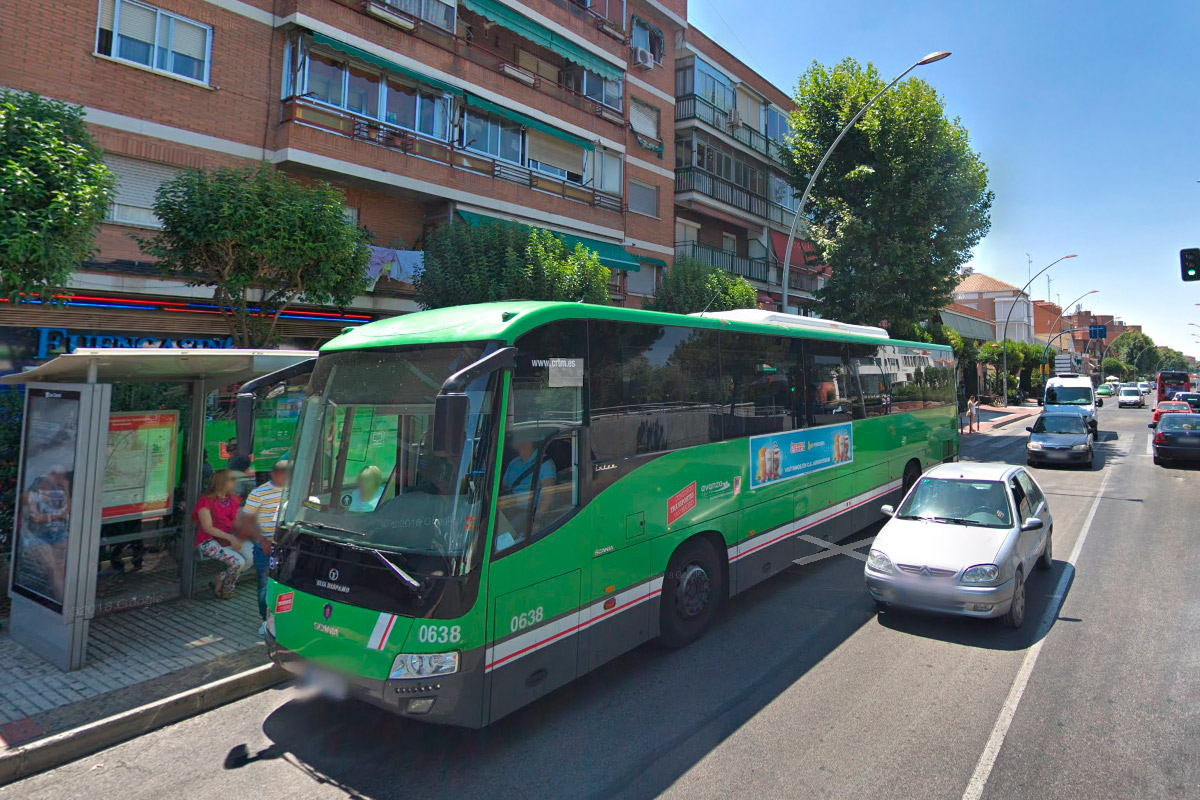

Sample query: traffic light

[1182,248,1200,281]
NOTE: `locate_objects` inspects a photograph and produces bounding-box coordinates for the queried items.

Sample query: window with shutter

[105,154,182,228]
[628,180,657,217]
[97,0,211,84]
[629,100,659,140]
[527,129,585,177]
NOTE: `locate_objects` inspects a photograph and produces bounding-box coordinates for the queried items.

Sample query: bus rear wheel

[660,538,724,648]
[902,460,922,494]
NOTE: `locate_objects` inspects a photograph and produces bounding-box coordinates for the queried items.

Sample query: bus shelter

[0,348,315,670]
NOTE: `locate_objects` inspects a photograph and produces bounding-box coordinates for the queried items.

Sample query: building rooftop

[955,273,1022,294]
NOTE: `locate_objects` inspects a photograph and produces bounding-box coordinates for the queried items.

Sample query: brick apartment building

[0,0,816,369]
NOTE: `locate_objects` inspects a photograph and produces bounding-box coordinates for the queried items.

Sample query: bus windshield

[281,345,500,576]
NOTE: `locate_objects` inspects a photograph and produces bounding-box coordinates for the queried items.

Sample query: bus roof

[323,302,952,353]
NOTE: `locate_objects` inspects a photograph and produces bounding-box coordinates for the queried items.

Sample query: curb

[988,412,1035,431]
[0,663,289,787]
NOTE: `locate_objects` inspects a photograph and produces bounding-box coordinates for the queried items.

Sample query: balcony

[282,97,623,212]
[675,95,782,164]
[676,167,769,220]
[358,0,626,127]
[675,241,770,283]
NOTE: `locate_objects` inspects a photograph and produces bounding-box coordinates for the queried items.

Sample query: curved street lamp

[1039,289,1098,379]
[1000,254,1078,406]
[780,51,952,315]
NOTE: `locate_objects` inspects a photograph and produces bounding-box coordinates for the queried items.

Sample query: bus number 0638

[417,625,462,644]
[510,607,544,633]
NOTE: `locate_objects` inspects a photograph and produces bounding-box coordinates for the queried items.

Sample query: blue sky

[689,0,1200,356]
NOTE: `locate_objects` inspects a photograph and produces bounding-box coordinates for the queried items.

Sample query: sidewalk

[962,402,1041,435]
[0,577,269,750]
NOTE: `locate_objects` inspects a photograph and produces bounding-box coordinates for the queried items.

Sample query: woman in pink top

[193,469,246,599]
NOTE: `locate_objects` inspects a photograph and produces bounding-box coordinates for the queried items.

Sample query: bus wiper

[299,520,366,537]
[372,549,422,592]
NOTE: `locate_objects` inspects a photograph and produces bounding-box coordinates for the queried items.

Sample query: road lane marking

[961,449,1119,800]
[1146,434,1153,456]
[793,534,874,565]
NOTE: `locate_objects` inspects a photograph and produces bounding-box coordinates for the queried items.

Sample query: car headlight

[1072,443,1089,451]
[962,564,1000,584]
[867,549,895,574]
[1027,441,1044,450]
[390,652,460,680]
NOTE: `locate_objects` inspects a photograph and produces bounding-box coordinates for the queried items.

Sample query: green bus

[259,302,957,727]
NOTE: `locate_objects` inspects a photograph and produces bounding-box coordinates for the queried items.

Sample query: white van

[1043,374,1099,431]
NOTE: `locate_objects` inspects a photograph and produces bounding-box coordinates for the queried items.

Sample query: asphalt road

[6,404,1197,799]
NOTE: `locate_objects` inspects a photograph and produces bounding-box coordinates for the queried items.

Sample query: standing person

[193,469,245,599]
[958,396,968,434]
[967,395,979,433]
[239,460,288,635]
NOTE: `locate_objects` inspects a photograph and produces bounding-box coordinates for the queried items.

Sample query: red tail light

[1155,433,1169,445]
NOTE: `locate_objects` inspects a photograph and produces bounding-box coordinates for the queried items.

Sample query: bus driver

[495,430,555,552]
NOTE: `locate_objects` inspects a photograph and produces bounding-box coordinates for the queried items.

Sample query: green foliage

[1101,357,1132,381]
[780,59,992,333]
[1109,330,1160,375]
[1157,347,1190,373]
[977,340,1024,374]
[645,255,757,315]
[0,90,113,296]
[139,164,372,347]
[415,220,611,309]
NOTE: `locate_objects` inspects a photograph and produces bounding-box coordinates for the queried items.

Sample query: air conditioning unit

[726,109,742,130]
[632,46,655,70]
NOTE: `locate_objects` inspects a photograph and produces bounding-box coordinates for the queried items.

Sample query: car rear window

[1160,415,1200,430]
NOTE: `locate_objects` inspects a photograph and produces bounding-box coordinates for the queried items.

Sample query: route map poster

[103,411,179,522]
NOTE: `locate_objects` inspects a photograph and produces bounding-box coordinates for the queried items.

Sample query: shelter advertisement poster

[749,423,854,490]
[102,412,179,522]
[11,388,81,612]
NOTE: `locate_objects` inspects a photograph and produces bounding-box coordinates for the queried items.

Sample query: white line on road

[960,449,1119,800]
[1146,434,1153,456]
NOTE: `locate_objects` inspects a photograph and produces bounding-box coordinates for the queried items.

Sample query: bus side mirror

[433,393,469,457]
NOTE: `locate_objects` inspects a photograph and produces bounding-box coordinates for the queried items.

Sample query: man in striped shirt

[240,460,288,636]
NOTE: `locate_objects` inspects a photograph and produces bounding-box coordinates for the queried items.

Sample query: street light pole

[780,51,951,315]
[1001,254,1078,406]
[1040,289,1098,379]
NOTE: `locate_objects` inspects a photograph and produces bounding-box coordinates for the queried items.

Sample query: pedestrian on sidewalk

[240,460,289,636]
[193,469,246,599]
[967,396,979,433]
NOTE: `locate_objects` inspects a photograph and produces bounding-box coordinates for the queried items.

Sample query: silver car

[864,463,1053,629]
[1026,412,1094,468]
[1118,386,1144,408]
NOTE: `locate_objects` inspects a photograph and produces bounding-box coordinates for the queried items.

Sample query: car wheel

[659,537,724,648]
[1002,570,1025,629]
[1038,529,1053,570]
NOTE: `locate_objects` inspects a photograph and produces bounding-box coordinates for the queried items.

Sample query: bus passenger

[193,469,247,599]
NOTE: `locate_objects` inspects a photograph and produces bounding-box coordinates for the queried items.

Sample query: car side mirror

[1026,426,1033,432]
[1021,517,1044,532]
[1148,422,1156,429]
[1096,398,1103,408]
[880,504,895,517]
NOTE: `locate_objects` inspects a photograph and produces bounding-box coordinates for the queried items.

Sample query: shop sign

[35,327,235,360]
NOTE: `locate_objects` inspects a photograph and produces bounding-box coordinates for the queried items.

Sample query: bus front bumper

[266,633,486,728]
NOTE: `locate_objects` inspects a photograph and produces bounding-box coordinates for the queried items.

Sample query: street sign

[1182,248,1200,282]
[1054,355,1074,373]
[1088,325,1106,339]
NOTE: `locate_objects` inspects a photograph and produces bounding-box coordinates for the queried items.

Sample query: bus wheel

[660,538,724,648]
[902,460,922,493]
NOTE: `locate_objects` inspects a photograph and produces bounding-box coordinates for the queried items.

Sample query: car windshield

[1160,415,1200,430]
[1045,386,1092,405]
[896,477,1013,529]
[1120,388,1139,396]
[1032,415,1087,434]
[281,345,501,576]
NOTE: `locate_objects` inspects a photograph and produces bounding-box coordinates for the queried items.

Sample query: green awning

[463,94,593,151]
[940,309,994,342]
[460,0,624,83]
[456,211,639,271]
[310,32,462,97]
[635,255,668,267]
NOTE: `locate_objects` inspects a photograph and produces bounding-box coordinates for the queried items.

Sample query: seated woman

[348,465,386,512]
[193,469,248,599]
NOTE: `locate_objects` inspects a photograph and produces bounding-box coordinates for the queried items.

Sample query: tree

[140,165,372,347]
[780,58,992,333]
[415,220,611,309]
[1109,330,1159,376]
[1158,347,1190,373]
[1101,357,1131,381]
[645,256,757,315]
[0,90,113,296]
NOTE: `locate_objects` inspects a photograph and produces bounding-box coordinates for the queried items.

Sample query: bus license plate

[304,666,349,700]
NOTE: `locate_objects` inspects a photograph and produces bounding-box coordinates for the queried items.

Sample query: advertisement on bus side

[749,423,854,490]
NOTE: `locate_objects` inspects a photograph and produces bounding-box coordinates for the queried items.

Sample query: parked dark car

[1027,412,1094,468]
[1149,413,1200,466]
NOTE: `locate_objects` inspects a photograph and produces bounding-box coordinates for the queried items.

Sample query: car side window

[1016,471,1044,513]
[1009,477,1032,523]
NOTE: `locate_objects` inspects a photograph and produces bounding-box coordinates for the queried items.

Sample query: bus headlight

[390,652,460,680]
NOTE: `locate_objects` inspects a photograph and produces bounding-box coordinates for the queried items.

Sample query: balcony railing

[675,241,770,283]
[675,167,770,219]
[676,95,784,164]
[358,0,626,126]
[283,97,623,213]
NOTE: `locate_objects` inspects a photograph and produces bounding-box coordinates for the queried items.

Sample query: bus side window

[802,340,854,425]
[719,333,797,438]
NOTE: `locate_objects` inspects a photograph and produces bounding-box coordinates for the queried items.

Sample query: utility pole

[1027,253,1033,284]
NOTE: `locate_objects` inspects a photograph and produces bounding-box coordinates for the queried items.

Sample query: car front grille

[896,564,958,578]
